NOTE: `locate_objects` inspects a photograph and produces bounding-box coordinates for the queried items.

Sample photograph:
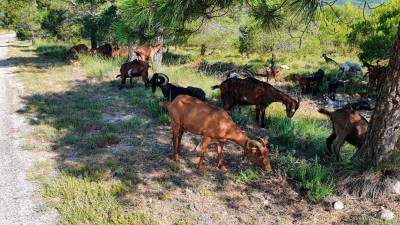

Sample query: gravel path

[0,33,57,225]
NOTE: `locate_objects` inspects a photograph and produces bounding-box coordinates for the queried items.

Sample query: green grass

[233,168,260,185]
[10,38,371,222]
[288,161,335,202]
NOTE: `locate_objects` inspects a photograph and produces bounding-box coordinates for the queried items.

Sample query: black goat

[149,73,206,101]
[328,79,344,100]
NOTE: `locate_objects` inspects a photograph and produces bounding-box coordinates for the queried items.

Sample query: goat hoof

[197,164,205,172]
[218,165,228,173]
[174,156,180,163]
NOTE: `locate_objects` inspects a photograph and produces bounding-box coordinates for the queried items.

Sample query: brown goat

[116,59,151,89]
[212,77,300,127]
[90,43,113,58]
[64,44,89,59]
[318,108,368,161]
[362,61,387,91]
[161,95,271,172]
[112,47,129,59]
[134,43,163,61]
[290,74,320,95]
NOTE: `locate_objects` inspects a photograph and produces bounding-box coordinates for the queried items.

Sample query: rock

[197,214,213,225]
[392,180,400,194]
[380,209,394,221]
[333,201,344,210]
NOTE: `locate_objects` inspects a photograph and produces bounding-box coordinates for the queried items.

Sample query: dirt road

[0,33,57,224]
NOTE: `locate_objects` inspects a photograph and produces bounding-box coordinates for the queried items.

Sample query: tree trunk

[90,28,98,49]
[154,29,163,65]
[31,30,36,46]
[200,44,206,56]
[354,20,400,165]
[128,41,138,62]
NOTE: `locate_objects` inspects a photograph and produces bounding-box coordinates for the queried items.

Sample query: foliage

[348,0,400,62]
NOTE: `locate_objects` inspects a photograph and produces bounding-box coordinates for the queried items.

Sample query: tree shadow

[17,78,263,204]
[197,60,237,76]
[163,52,192,65]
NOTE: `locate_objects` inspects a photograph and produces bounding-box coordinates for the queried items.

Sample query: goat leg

[198,137,210,172]
[333,136,345,161]
[217,143,228,173]
[119,77,126,89]
[255,105,261,126]
[172,125,182,163]
[260,106,267,128]
[326,133,336,158]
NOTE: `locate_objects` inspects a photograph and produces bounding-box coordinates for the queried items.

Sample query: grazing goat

[318,108,368,161]
[90,43,113,58]
[161,95,271,172]
[323,94,350,109]
[112,47,129,59]
[328,79,344,100]
[116,59,151,89]
[64,44,89,59]
[322,53,338,64]
[134,43,163,61]
[149,73,206,101]
[212,77,300,127]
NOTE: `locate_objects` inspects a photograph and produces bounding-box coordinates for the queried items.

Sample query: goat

[112,47,129,59]
[211,77,300,127]
[90,43,113,58]
[318,108,368,161]
[328,79,344,100]
[161,95,271,172]
[149,73,206,101]
[361,59,387,90]
[64,44,89,59]
[291,74,320,95]
[134,43,163,61]
[323,94,350,109]
[116,59,151,89]
[322,53,338,64]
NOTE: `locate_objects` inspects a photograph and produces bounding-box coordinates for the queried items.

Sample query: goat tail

[211,85,220,90]
[318,108,331,117]
[159,100,171,108]
[116,74,122,78]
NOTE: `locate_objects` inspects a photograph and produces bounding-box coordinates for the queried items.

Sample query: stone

[333,201,344,210]
[380,209,394,221]
[197,214,213,225]
[392,180,400,194]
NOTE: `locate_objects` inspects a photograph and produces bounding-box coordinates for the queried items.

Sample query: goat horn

[255,137,265,146]
[247,139,264,150]
[242,68,256,77]
[159,73,169,85]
